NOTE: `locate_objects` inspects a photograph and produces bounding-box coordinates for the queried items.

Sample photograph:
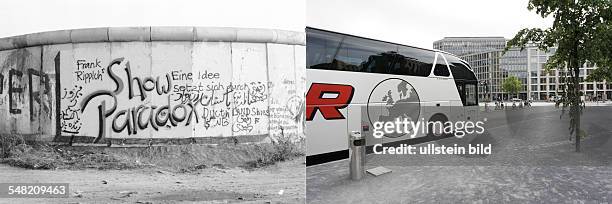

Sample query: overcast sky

[307,0,553,49]
[0,0,306,37]
[1,0,551,49]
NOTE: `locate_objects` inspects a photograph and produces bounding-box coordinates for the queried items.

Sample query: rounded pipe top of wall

[0,27,306,51]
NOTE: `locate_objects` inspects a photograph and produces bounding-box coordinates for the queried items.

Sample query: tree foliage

[504,0,612,152]
[501,76,523,98]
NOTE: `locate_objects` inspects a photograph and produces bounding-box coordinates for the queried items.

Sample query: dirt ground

[0,156,305,204]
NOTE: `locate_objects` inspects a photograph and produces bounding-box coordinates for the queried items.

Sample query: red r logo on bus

[306,83,354,121]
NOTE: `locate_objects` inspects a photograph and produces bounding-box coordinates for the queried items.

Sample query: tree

[504,0,612,152]
[501,76,523,99]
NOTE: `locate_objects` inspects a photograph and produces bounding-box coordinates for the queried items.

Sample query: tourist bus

[306,27,479,166]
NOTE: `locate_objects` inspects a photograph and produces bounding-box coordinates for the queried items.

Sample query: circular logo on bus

[367,78,421,138]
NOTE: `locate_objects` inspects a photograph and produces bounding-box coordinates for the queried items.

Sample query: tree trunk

[575,110,581,152]
[572,54,581,152]
[574,71,581,152]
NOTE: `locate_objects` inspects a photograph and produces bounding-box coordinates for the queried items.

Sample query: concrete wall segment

[70,28,109,43]
[151,27,195,41]
[0,27,305,144]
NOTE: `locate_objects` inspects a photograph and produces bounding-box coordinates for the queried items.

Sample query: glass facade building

[433,37,506,56]
[462,48,528,101]
[526,47,612,101]
[436,38,612,102]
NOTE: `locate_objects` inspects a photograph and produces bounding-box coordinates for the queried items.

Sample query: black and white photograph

[0,0,306,203]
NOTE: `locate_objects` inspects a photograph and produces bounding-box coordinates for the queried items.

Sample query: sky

[0,0,306,37]
[0,0,551,49]
[307,0,553,49]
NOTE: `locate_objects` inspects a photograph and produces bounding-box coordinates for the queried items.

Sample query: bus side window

[434,64,450,77]
[455,81,478,106]
[446,56,477,82]
[397,47,434,77]
[465,83,478,106]
[456,81,466,105]
[306,29,343,70]
[335,36,397,73]
[433,54,450,77]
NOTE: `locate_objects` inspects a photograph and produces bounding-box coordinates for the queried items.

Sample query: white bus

[306,27,479,166]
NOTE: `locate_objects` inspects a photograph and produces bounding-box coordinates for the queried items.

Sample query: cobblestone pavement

[308,162,612,203]
[307,106,612,203]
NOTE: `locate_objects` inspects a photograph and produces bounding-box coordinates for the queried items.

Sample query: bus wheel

[427,113,449,137]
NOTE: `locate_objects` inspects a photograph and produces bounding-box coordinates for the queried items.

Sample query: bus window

[307,29,343,70]
[361,52,399,74]
[455,81,478,106]
[397,47,434,77]
[433,64,450,77]
[445,54,477,81]
[465,83,478,106]
[456,81,466,104]
[335,36,398,73]
[306,28,446,78]
[433,55,450,77]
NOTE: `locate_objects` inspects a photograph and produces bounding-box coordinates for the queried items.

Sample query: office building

[436,38,611,101]
[433,37,506,56]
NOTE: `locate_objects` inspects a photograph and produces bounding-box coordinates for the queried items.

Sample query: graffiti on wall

[27,68,53,120]
[0,49,54,121]
[75,59,105,84]
[172,76,270,132]
[0,48,57,137]
[268,78,305,141]
[1,42,305,144]
[0,73,3,105]
[60,52,278,142]
[60,85,83,134]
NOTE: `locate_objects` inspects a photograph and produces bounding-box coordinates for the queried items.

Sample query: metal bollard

[349,131,365,180]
